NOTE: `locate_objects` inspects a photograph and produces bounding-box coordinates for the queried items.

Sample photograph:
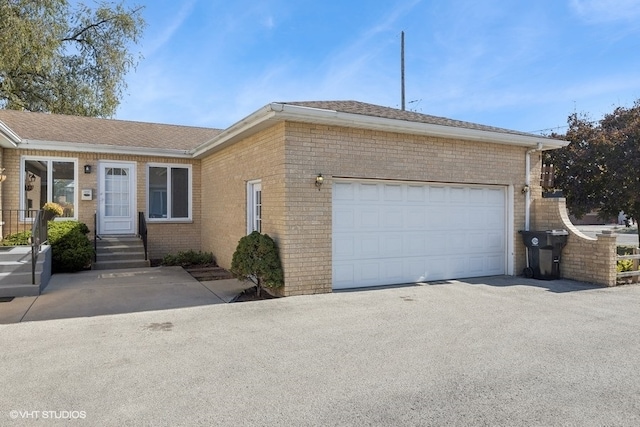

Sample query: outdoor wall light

[84,165,92,174]
[522,184,530,194]
[0,168,6,183]
[315,173,324,190]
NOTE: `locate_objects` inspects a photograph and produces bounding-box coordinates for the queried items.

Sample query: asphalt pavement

[2,276,640,426]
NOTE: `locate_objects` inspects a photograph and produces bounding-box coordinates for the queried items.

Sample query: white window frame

[146,163,192,222]
[247,180,262,234]
[20,155,78,221]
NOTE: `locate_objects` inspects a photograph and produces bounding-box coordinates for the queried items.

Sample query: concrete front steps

[0,245,52,297]
[93,235,150,270]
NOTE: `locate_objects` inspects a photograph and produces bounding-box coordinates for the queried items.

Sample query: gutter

[0,121,21,148]
[271,103,568,150]
[192,102,568,159]
[20,139,192,158]
[524,142,543,231]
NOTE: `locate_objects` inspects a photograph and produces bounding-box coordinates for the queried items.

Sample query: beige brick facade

[1,148,202,260]
[1,104,579,297]
[200,121,542,296]
[532,197,617,286]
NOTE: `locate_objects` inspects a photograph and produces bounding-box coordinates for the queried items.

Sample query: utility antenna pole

[401,31,405,111]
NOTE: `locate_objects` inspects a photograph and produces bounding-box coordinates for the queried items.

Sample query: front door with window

[98,161,136,235]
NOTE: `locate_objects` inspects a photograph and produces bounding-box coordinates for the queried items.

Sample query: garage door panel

[334,182,355,200]
[406,209,425,228]
[384,184,403,201]
[359,183,379,200]
[383,208,403,228]
[468,256,486,274]
[334,208,355,229]
[334,264,355,287]
[407,185,425,202]
[333,180,506,289]
[383,236,403,256]
[485,255,505,274]
[334,236,355,257]
[430,186,447,202]
[450,187,467,203]
[360,237,380,257]
[360,210,380,228]
[449,233,467,251]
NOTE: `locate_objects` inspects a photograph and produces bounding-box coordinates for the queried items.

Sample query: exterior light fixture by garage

[84,165,92,174]
[315,174,324,190]
[0,168,6,183]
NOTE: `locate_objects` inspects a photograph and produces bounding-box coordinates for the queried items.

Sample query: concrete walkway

[0,266,251,324]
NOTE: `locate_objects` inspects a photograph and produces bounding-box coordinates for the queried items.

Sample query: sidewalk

[0,266,251,324]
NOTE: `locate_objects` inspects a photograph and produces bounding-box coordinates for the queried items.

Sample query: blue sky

[113,0,640,135]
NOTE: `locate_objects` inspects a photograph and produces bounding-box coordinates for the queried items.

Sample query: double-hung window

[147,164,192,221]
[21,157,77,219]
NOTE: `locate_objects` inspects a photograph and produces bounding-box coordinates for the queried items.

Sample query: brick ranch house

[0,101,618,295]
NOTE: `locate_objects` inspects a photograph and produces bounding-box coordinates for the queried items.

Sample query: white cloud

[143,1,197,57]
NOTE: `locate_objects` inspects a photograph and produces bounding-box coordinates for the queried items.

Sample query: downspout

[524,142,543,273]
[524,142,543,231]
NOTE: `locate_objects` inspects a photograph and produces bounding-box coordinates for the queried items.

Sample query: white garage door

[332,180,507,289]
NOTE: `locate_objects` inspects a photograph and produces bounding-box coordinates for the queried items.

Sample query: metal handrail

[0,209,40,238]
[138,212,148,261]
[30,210,48,285]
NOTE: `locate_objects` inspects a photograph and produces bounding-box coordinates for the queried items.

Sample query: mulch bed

[183,265,234,281]
[234,286,280,302]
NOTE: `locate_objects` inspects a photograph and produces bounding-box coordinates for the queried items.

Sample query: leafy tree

[0,0,145,117]
[230,231,284,297]
[546,100,640,245]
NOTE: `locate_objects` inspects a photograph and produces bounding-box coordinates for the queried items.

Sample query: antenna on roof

[401,31,405,111]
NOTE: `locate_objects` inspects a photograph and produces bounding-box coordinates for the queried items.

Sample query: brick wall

[531,197,617,286]
[199,121,539,296]
[2,149,202,260]
[200,122,286,279]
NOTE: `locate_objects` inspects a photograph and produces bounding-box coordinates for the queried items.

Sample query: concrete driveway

[0,266,249,324]
[2,276,640,426]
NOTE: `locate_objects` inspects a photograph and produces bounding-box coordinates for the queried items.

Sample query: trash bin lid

[547,229,568,235]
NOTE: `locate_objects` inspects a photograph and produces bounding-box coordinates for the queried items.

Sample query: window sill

[146,219,193,224]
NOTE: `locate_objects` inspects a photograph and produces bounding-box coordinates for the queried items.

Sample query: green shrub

[230,231,284,296]
[48,221,93,273]
[1,230,32,246]
[161,250,215,267]
[2,221,93,273]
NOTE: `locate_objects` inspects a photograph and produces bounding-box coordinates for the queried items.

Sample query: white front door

[98,161,136,235]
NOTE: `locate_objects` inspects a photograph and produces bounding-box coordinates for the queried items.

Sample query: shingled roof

[281,100,539,138]
[0,109,222,151]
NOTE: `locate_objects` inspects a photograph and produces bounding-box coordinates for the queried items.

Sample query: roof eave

[192,103,568,157]
[271,103,569,150]
[0,121,21,148]
[20,139,192,158]
[191,104,278,158]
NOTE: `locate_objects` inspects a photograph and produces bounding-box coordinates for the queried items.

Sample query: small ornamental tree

[230,231,284,297]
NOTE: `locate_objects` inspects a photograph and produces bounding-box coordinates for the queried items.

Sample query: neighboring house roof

[0,109,222,157]
[192,100,568,158]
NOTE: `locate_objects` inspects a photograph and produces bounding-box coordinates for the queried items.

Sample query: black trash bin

[519,229,569,280]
